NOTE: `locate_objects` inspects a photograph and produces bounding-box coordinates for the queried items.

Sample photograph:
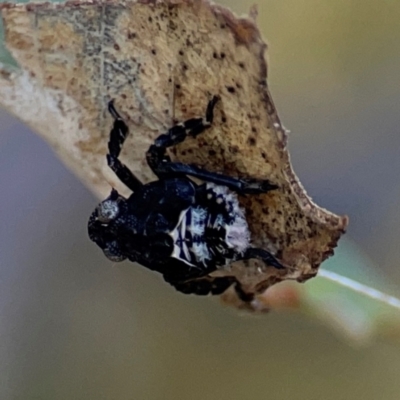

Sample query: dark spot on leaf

[151,49,156,55]
[179,50,184,56]
[238,62,245,69]
[213,52,218,59]
[221,116,227,123]
[169,20,177,30]
[175,84,181,89]
[220,52,226,59]
[226,86,235,94]
[248,137,257,146]
[114,43,120,51]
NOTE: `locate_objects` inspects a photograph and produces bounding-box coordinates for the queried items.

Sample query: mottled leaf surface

[0,0,348,310]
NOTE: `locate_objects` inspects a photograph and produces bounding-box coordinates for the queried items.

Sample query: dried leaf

[0,0,348,310]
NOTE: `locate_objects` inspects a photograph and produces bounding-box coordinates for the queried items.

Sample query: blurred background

[1,0,400,398]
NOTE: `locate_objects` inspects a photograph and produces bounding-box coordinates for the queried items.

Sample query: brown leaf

[0,0,348,311]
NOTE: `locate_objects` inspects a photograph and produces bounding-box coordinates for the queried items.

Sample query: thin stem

[319,269,400,311]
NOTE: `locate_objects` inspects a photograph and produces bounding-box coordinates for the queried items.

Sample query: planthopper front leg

[146,96,278,195]
[107,100,143,192]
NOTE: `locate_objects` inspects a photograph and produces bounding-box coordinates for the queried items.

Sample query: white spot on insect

[206,183,250,254]
[192,242,211,263]
[170,209,194,266]
[190,207,208,236]
[170,183,251,267]
[225,217,249,253]
[97,199,120,222]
